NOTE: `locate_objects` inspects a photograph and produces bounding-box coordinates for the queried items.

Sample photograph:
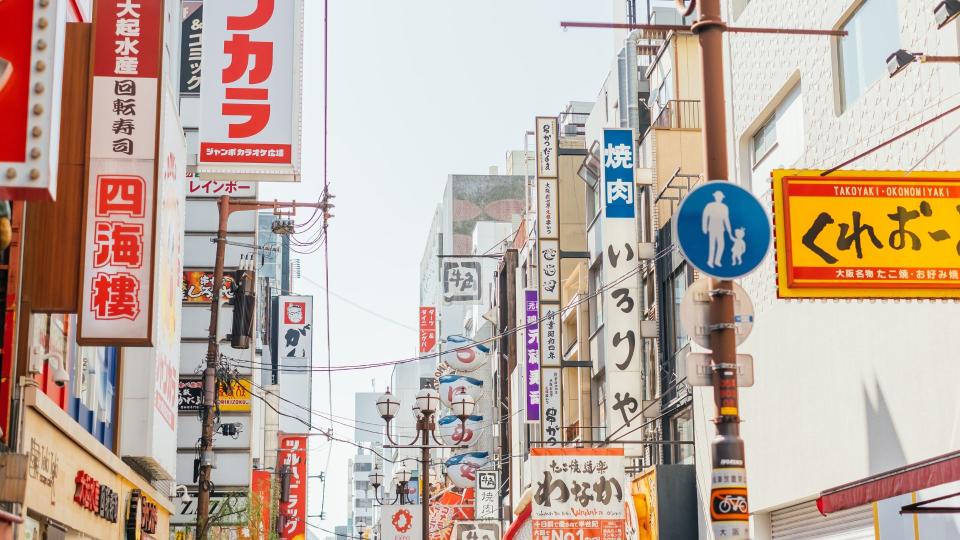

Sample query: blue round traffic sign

[674,181,771,280]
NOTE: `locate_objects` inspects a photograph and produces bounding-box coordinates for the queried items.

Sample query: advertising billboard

[197,0,303,182]
[774,169,960,298]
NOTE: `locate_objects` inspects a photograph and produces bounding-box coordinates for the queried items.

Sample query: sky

[262,0,618,531]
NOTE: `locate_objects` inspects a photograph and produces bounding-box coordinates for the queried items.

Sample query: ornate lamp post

[369,464,414,505]
[375,388,475,540]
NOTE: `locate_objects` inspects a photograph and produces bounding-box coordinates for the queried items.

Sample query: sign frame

[774,169,960,299]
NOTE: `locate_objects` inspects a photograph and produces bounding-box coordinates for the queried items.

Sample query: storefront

[19,391,172,539]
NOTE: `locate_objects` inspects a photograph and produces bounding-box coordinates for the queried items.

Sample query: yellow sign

[631,468,658,540]
[218,379,252,412]
[773,170,960,298]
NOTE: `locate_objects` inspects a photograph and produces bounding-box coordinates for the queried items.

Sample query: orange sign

[774,170,960,298]
[182,271,236,303]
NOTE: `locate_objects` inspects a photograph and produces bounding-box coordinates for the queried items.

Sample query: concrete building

[684,0,960,538]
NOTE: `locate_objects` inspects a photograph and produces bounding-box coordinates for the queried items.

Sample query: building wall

[689,0,960,537]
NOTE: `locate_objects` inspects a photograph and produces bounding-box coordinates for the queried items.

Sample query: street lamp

[886,49,960,77]
[375,388,468,540]
[369,465,413,505]
[935,0,960,28]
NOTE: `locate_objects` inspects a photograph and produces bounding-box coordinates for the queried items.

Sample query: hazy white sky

[264,0,617,531]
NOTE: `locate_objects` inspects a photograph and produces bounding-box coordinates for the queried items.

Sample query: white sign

[198,0,303,182]
[474,471,499,521]
[535,117,558,179]
[79,0,165,345]
[601,129,644,456]
[686,353,755,387]
[538,305,560,368]
[171,493,248,525]
[278,296,313,360]
[186,173,257,198]
[442,258,482,305]
[438,415,484,447]
[541,367,562,446]
[537,178,559,239]
[452,521,502,540]
[538,239,560,303]
[532,449,627,539]
[680,278,755,349]
[382,505,422,540]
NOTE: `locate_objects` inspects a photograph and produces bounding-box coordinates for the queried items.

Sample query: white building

[689,0,960,538]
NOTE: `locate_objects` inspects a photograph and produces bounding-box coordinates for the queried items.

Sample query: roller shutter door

[772,500,874,540]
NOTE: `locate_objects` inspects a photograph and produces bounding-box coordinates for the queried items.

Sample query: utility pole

[196,196,330,537]
[688,1,751,538]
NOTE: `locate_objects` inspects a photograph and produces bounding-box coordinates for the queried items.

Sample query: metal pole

[197,195,230,535]
[694,0,750,538]
[421,418,431,540]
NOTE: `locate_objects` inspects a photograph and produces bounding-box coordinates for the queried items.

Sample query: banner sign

[0,0,67,200]
[179,1,203,94]
[538,178,559,239]
[419,306,437,353]
[541,368,562,446]
[536,116,558,179]
[452,522,501,540]
[171,492,248,525]
[182,271,236,303]
[79,0,165,345]
[524,290,541,423]
[774,170,960,298]
[532,448,626,540]
[474,470,499,521]
[603,128,636,219]
[186,172,256,198]
[382,505,422,540]
[601,128,644,456]
[537,239,560,303]
[442,258,482,305]
[277,296,312,360]
[278,434,307,540]
[178,378,251,413]
[198,0,303,182]
[177,379,202,411]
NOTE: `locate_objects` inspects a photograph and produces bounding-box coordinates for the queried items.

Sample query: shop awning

[817,450,960,515]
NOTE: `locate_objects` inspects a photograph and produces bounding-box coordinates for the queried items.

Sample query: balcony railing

[652,100,701,130]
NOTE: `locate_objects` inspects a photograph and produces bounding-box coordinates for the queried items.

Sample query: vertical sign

[277,296,312,360]
[179,1,203,94]
[474,470,499,520]
[278,434,307,540]
[382,505,423,540]
[80,0,165,345]
[251,470,272,538]
[524,290,540,423]
[198,0,303,182]
[419,306,437,353]
[601,128,643,456]
[535,116,563,447]
[442,258,483,305]
[531,448,626,540]
[0,0,67,200]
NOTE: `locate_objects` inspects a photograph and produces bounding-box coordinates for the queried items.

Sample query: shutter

[772,500,874,540]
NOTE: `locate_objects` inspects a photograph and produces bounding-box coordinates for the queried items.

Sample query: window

[751,115,777,167]
[671,408,695,464]
[354,462,372,472]
[839,0,899,110]
[588,263,604,333]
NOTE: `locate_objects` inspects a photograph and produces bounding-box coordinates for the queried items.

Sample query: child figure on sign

[730,227,747,266]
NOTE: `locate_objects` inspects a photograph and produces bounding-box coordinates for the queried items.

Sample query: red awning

[817,450,960,515]
[503,505,532,540]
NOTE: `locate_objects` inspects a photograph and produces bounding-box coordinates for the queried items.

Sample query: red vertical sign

[251,469,273,538]
[419,307,436,353]
[278,434,308,540]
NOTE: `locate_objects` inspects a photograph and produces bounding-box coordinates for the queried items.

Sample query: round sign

[679,277,754,349]
[441,345,488,373]
[674,181,771,280]
[445,452,489,489]
[438,415,484,447]
[438,374,484,408]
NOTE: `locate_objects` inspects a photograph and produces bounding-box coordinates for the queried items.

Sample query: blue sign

[602,128,636,219]
[674,182,771,280]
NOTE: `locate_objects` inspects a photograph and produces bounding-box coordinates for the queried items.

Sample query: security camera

[173,484,192,503]
[51,363,69,387]
[29,348,68,386]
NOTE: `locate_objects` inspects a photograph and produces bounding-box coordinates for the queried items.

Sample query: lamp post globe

[415,388,441,416]
[450,392,476,420]
[376,390,400,421]
[412,402,423,419]
[368,467,384,489]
